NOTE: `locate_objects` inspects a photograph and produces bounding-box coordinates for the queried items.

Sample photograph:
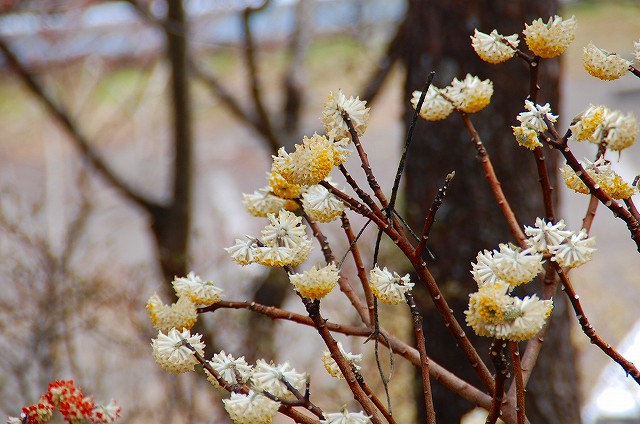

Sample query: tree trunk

[398,1,580,422]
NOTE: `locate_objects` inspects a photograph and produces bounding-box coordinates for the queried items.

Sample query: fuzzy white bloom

[322,342,363,379]
[302,184,346,223]
[517,100,558,132]
[206,351,253,389]
[549,229,596,268]
[252,360,307,400]
[172,272,223,306]
[470,249,501,287]
[151,328,204,374]
[443,74,493,113]
[523,15,577,58]
[561,157,637,199]
[512,125,542,150]
[261,210,308,249]
[369,265,414,304]
[223,391,280,424]
[569,104,606,143]
[289,263,340,299]
[321,90,370,138]
[524,218,572,252]
[471,29,519,64]
[492,244,544,288]
[226,237,261,266]
[583,42,631,81]
[147,294,197,333]
[411,86,454,121]
[243,188,289,217]
[322,410,372,424]
[506,295,554,341]
[592,109,638,152]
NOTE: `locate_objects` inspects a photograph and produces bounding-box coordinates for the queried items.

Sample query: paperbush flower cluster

[411,74,493,120]
[8,380,120,424]
[466,218,597,341]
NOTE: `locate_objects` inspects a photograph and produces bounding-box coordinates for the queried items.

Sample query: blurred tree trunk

[397,1,580,422]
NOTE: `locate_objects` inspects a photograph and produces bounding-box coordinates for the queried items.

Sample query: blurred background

[0,1,639,423]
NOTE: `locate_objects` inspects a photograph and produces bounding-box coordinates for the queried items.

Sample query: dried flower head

[289,263,340,299]
[322,342,363,379]
[151,328,204,374]
[443,74,493,113]
[223,391,280,424]
[471,29,519,64]
[369,265,414,305]
[411,86,454,121]
[147,293,198,333]
[205,351,252,389]
[172,272,223,306]
[301,183,345,223]
[523,15,577,58]
[321,90,370,138]
[583,42,631,81]
[252,360,307,400]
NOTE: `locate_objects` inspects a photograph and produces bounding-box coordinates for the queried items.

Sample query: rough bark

[398,1,580,422]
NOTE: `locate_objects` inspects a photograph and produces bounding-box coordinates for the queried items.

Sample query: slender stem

[624,197,640,223]
[405,294,436,424]
[341,214,375,325]
[460,113,527,247]
[357,375,397,424]
[581,195,600,232]
[486,341,508,424]
[553,262,640,384]
[339,164,386,218]
[416,171,455,259]
[510,342,526,424]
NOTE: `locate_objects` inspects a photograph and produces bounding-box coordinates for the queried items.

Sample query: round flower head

[506,295,553,341]
[512,125,542,150]
[252,360,307,400]
[583,43,631,81]
[45,380,96,422]
[569,105,606,142]
[172,272,223,306]
[322,409,372,424]
[147,293,197,333]
[321,90,370,138]
[411,86,454,121]
[471,29,519,64]
[261,210,308,249]
[592,109,638,152]
[273,134,335,186]
[491,244,544,288]
[223,391,280,424]
[517,100,558,133]
[268,170,303,200]
[465,282,513,338]
[524,218,572,252]
[470,249,501,287]
[151,328,204,374]
[21,396,54,424]
[561,157,637,199]
[205,351,252,389]
[289,263,340,299]
[243,187,290,218]
[443,74,493,113]
[322,342,363,379]
[301,183,345,223]
[369,265,414,304]
[226,237,261,265]
[92,400,121,424]
[523,15,577,58]
[549,229,596,268]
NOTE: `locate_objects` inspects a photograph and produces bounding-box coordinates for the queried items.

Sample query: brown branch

[486,341,508,424]
[341,214,375,325]
[338,164,386,219]
[416,171,454,259]
[625,197,640,223]
[406,293,436,424]
[0,36,158,212]
[581,195,600,233]
[460,113,527,248]
[554,262,640,384]
[510,342,526,424]
[357,375,397,424]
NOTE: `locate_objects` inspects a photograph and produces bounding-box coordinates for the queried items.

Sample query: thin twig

[486,341,508,424]
[510,342,526,424]
[356,373,397,424]
[416,171,454,259]
[341,214,375,325]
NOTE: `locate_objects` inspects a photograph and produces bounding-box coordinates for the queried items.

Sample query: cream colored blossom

[223,391,280,424]
[443,74,493,113]
[261,210,307,248]
[226,237,261,265]
[512,125,542,149]
[500,295,553,341]
[147,294,197,333]
[411,86,454,121]
[561,157,637,199]
[273,134,335,186]
[583,42,631,81]
[569,105,606,142]
[321,90,370,138]
[471,29,519,64]
[322,342,363,379]
[243,188,290,217]
[289,263,340,299]
[592,109,638,152]
[369,265,414,304]
[549,229,596,268]
[517,100,558,133]
[491,244,544,288]
[331,134,353,165]
[322,410,372,424]
[301,183,345,223]
[172,272,223,306]
[268,171,303,200]
[252,360,307,400]
[205,351,252,389]
[151,328,204,374]
[523,15,577,58]
[524,218,572,252]
[470,249,501,287]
